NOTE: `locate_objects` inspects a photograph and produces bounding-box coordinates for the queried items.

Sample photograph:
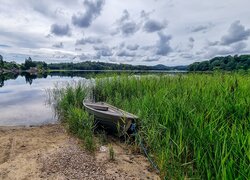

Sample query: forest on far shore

[1,54,250,72]
[188,55,250,71]
[0,54,186,72]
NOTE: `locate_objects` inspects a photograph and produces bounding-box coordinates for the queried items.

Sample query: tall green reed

[48,81,96,153]
[93,73,250,179]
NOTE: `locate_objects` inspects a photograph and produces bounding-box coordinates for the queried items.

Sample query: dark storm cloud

[119,10,130,22]
[113,10,140,36]
[76,36,102,45]
[52,53,75,60]
[190,23,213,33]
[180,53,194,59]
[126,44,139,51]
[118,42,125,49]
[50,24,71,36]
[142,56,160,62]
[116,50,136,57]
[94,45,113,57]
[120,22,139,36]
[52,42,64,48]
[72,0,105,28]
[191,25,208,32]
[221,21,250,45]
[75,48,82,51]
[140,10,152,19]
[231,42,247,52]
[156,32,172,56]
[205,41,247,59]
[97,49,112,57]
[189,37,195,42]
[0,44,11,48]
[143,19,166,33]
[78,53,91,60]
[206,48,233,58]
[188,37,195,49]
[45,34,52,38]
[207,41,219,46]
[140,45,154,51]
[93,45,109,51]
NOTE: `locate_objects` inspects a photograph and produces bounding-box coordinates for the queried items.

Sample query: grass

[49,72,250,179]
[47,81,96,153]
[109,144,115,161]
[93,72,250,179]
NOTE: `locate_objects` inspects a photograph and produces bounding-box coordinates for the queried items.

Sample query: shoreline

[0,123,57,130]
[0,69,188,74]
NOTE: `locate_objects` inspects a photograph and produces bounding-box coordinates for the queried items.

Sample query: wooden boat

[83,101,138,134]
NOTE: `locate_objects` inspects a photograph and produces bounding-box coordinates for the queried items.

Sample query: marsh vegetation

[51,73,250,179]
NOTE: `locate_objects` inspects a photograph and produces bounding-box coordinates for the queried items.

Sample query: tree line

[3,54,250,73]
[0,55,186,72]
[188,55,250,71]
[0,55,19,71]
[0,56,47,72]
[47,61,184,71]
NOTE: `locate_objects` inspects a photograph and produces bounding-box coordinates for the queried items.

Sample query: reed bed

[93,73,250,179]
[48,81,96,152]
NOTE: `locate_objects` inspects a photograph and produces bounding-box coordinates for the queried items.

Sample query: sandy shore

[0,124,160,179]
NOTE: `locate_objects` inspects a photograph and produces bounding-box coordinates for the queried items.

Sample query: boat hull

[83,102,137,134]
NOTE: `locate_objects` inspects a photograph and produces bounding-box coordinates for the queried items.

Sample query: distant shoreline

[0,69,188,75]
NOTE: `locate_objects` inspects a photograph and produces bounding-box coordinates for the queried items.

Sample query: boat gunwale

[83,101,138,120]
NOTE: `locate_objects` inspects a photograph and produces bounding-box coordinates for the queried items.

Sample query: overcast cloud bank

[0,0,249,65]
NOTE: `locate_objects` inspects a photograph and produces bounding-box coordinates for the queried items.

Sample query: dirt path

[0,125,160,180]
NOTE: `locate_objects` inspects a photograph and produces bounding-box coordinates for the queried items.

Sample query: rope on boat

[131,124,160,174]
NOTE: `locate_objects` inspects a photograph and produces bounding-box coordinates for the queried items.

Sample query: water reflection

[0,71,102,87]
[0,72,90,126]
[0,70,185,126]
[0,73,19,87]
[0,70,183,87]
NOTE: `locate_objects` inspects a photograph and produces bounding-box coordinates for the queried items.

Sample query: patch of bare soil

[0,125,160,180]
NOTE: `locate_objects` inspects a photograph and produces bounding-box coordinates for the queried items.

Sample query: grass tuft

[109,144,115,161]
[48,81,96,153]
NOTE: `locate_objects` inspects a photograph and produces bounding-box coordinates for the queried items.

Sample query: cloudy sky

[0,0,249,66]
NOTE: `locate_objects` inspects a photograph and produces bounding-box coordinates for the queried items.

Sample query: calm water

[0,71,185,126]
[0,73,87,126]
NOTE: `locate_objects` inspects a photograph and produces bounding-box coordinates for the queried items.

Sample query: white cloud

[0,0,249,65]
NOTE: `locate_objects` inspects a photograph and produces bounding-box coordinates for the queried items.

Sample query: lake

[0,71,185,126]
[0,72,94,126]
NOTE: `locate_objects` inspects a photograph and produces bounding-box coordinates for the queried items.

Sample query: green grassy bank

[48,82,96,152]
[51,73,250,179]
[93,73,250,179]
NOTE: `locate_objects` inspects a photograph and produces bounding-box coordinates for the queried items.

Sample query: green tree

[0,55,3,69]
[189,55,250,71]
[24,57,36,70]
